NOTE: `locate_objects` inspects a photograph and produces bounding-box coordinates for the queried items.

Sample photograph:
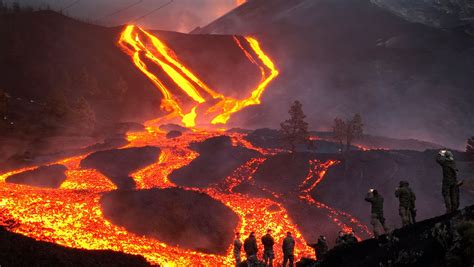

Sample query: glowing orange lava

[118,25,278,128]
[0,25,370,266]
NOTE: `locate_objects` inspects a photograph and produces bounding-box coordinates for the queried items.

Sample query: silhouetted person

[436,150,462,213]
[244,232,258,264]
[335,231,345,246]
[261,229,275,267]
[365,189,386,237]
[345,230,358,244]
[307,235,328,261]
[282,232,295,267]
[233,232,242,266]
[395,181,416,226]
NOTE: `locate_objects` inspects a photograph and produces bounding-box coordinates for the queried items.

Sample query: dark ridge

[0,225,150,266]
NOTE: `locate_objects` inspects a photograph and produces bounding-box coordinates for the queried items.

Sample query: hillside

[194,0,474,149]
[0,10,262,167]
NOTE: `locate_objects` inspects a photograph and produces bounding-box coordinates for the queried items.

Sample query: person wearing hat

[436,149,462,213]
[233,232,243,266]
[282,232,295,267]
[261,229,275,267]
[307,235,328,261]
[365,188,387,236]
[395,180,416,226]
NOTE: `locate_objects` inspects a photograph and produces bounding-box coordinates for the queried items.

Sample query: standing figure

[365,189,386,237]
[307,235,328,261]
[244,232,258,265]
[345,230,358,244]
[261,229,275,267]
[395,181,416,226]
[335,231,345,246]
[282,232,295,267]
[233,232,243,266]
[436,150,461,213]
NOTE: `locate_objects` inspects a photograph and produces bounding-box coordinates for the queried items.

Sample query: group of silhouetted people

[365,149,463,237]
[233,230,295,267]
[234,150,464,266]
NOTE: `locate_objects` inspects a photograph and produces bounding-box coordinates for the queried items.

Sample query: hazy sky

[13,0,243,32]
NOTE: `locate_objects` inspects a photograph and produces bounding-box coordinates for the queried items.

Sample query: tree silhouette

[333,118,346,153]
[467,136,474,161]
[280,100,310,153]
[332,113,364,152]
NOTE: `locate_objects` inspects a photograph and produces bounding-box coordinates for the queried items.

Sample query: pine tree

[467,136,474,161]
[280,100,310,153]
[333,118,346,153]
[346,113,363,151]
[332,113,364,152]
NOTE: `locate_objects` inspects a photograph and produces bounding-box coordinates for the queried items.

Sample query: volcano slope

[0,10,265,168]
[100,188,239,255]
[194,0,474,149]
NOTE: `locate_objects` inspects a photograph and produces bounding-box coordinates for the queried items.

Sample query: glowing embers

[118,25,279,128]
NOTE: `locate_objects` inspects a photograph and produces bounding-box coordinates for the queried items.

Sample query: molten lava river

[0,25,370,266]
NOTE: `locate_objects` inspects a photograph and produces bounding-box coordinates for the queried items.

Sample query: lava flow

[118,25,278,128]
[0,25,369,266]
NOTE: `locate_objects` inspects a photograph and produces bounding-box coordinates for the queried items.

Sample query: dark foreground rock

[100,188,239,255]
[166,130,182,139]
[80,146,160,189]
[159,123,190,133]
[0,226,149,266]
[6,164,67,188]
[297,205,474,267]
[169,135,261,187]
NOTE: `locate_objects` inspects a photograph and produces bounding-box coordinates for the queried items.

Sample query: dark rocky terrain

[169,136,261,187]
[100,188,239,255]
[297,205,474,267]
[80,146,160,189]
[166,130,182,139]
[6,164,67,188]
[0,226,150,266]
